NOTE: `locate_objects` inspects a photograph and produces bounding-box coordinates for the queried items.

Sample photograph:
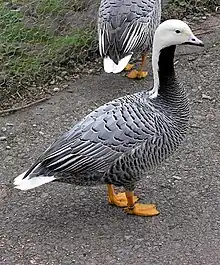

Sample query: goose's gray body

[98,0,161,64]
[18,46,189,191]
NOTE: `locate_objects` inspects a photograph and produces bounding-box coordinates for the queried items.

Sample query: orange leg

[127,54,148,79]
[107,184,138,208]
[124,191,159,216]
[139,54,148,78]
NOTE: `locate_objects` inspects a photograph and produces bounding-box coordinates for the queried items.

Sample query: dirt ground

[0,15,220,265]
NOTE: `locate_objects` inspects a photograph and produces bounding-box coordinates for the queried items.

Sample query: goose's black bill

[184,35,204,47]
[184,41,204,47]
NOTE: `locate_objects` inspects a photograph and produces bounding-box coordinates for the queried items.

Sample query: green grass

[11,0,87,13]
[0,1,97,91]
[36,0,87,14]
[0,0,217,103]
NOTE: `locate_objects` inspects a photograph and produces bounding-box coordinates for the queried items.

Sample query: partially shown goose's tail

[14,163,55,190]
[104,54,132,74]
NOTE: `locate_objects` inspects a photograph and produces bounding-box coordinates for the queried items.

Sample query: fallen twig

[0,97,50,115]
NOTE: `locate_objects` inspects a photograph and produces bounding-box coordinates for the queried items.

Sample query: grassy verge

[0,0,218,108]
[0,1,98,102]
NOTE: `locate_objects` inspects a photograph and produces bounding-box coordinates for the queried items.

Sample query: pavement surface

[0,16,220,265]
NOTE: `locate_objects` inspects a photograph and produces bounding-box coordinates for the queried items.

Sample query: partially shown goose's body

[14,20,204,216]
[98,0,161,78]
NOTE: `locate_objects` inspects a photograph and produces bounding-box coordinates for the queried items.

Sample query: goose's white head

[153,19,204,50]
[150,19,204,99]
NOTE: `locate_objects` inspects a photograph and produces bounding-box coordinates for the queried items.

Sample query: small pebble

[56,76,63,81]
[172,175,182,180]
[2,127,7,132]
[124,235,133,240]
[50,80,55,85]
[64,76,70,80]
[40,192,48,198]
[6,146,11,150]
[6,123,14,127]
[0,136,7,141]
[53,87,60,92]
[202,94,212,100]
[63,84,69,89]
[188,57,196,62]
[32,124,37,127]
[61,71,68,77]
[192,17,200,21]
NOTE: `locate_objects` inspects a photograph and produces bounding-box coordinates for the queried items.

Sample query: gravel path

[0,15,220,265]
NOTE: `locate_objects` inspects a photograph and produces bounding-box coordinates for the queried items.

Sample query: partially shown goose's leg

[127,54,148,79]
[107,184,139,207]
[124,191,159,216]
[124,63,135,71]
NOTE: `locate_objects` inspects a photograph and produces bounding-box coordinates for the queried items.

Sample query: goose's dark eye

[175,30,181,34]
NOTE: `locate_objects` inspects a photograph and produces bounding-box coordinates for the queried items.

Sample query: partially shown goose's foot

[108,192,139,207]
[125,203,160,216]
[124,63,135,71]
[126,70,148,79]
[124,191,159,216]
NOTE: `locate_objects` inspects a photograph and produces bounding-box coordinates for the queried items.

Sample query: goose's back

[98,0,161,62]
[99,0,156,26]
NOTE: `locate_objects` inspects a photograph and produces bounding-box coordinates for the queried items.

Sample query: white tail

[14,171,55,190]
[103,54,132,74]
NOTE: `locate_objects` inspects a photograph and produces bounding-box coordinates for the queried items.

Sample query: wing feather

[39,93,162,176]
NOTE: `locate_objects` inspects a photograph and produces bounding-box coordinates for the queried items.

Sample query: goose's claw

[127,70,148,79]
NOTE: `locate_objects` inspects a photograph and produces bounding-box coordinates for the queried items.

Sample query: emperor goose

[14,20,204,216]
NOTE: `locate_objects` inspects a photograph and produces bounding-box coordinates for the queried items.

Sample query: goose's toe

[125,203,159,216]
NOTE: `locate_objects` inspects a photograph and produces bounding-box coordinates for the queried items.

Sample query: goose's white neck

[149,43,162,99]
[149,25,175,99]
